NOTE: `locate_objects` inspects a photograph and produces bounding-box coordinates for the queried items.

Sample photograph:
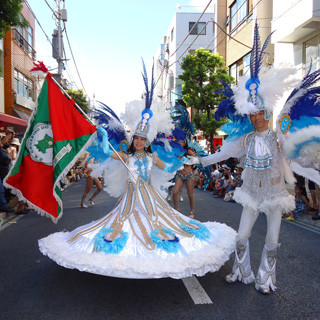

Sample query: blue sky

[30,0,214,115]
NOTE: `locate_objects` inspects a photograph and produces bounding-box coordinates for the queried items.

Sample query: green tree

[179,48,234,153]
[66,88,89,114]
[0,0,28,39]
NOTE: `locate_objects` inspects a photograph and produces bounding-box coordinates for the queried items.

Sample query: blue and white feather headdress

[122,59,174,146]
[232,21,296,120]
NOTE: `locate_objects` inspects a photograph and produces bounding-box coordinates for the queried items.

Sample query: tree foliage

[0,0,28,39]
[66,88,89,114]
[179,48,233,152]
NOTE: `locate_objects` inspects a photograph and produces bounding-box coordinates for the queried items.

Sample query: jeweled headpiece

[133,59,155,145]
[242,21,273,120]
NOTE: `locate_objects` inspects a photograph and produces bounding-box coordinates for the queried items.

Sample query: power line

[63,22,88,96]
[26,0,84,93]
[170,0,213,57]
[156,0,267,94]
[43,0,58,19]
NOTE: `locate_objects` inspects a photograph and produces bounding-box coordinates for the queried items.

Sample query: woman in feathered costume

[201,21,320,294]
[38,62,237,279]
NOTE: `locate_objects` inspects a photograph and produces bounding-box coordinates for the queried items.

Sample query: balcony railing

[12,29,36,60]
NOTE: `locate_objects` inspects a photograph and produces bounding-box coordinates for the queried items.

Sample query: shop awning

[0,112,27,127]
[13,107,31,122]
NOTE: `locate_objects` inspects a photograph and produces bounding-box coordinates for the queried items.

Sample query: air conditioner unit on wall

[15,94,36,110]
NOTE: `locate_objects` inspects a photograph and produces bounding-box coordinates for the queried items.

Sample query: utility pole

[52,0,67,86]
[57,0,63,77]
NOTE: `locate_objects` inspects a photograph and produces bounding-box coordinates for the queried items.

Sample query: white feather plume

[234,65,297,116]
[121,99,174,143]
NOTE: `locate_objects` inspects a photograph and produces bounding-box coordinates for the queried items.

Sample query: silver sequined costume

[202,129,295,215]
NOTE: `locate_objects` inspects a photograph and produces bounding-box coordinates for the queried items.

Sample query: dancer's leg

[255,209,282,294]
[225,206,259,284]
[186,178,195,217]
[173,178,183,212]
[81,177,93,208]
[89,178,103,205]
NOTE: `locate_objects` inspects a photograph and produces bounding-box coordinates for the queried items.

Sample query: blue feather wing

[152,133,185,166]
[277,67,320,177]
[89,102,128,162]
[215,81,253,141]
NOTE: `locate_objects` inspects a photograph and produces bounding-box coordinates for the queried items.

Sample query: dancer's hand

[97,126,108,137]
[96,126,113,157]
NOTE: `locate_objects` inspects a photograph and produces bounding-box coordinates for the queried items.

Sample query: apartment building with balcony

[221,0,273,81]
[271,0,320,121]
[2,2,37,136]
[155,10,215,107]
[272,0,320,76]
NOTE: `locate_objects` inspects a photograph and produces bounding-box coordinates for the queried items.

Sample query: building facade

[2,3,37,136]
[155,11,215,106]
[222,0,273,81]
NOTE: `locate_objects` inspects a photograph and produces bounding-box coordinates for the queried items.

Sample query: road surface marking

[0,215,24,232]
[286,220,320,235]
[182,276,213,304]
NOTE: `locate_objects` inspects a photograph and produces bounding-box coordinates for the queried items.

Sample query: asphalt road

[1,179,319,320]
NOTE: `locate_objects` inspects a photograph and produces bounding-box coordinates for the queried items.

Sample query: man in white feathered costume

[201,22,298,294]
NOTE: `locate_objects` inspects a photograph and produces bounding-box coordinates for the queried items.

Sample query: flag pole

[50,76,137,180]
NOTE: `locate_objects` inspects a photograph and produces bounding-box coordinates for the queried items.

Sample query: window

[13,15,35,59]
[230,0,253,32]
[304,35,320,74]
[14,69,33,100]
[189,22,206,35]
[229,52,251,82]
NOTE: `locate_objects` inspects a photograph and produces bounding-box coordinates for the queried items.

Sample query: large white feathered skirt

[39,176,237,279]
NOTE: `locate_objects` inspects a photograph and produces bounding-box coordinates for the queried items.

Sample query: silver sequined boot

[225,239,255,284]
[255,243,280,294]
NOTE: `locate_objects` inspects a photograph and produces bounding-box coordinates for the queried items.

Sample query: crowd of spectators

[193,157,243,202]
[192,153,320,222]
[0,129,32,221]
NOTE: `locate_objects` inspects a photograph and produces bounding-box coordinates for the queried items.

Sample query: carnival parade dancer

[201,21,320,294]
[38,62,237,279]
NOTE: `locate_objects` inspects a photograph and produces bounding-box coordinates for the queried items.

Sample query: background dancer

[172,136,197,218]
[79,151,103,208]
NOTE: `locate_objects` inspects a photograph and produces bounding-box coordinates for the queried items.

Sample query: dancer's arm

[201,138,246,167]
[154,154,188,173]
[97,126,126,162]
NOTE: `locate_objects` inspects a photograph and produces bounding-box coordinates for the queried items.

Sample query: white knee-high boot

[255,243,280,294]
[225,239,255,284]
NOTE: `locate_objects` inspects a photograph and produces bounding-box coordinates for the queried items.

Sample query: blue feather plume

[289,88,320,120]
[141,58,155,109]
[286,64,320,103]
[250,21,273,79]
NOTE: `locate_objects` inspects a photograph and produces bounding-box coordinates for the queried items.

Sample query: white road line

[286,220,320,235]
[0,215,24,232]
[182,276,213,304]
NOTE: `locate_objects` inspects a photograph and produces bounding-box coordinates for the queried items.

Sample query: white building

[271,0,320,124]
[155,10,215,106]
[272,0,320,73]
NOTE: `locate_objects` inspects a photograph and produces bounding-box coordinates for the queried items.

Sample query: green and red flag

[4,63,97,223]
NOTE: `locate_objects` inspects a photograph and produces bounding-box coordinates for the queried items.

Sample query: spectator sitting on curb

[215,165,232,198]
[286,184,310,221]
[308,180,319,213]
[224,166,243,202]
[312,181,320,220]
[208,164,220,192]
[0,131,15,213]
